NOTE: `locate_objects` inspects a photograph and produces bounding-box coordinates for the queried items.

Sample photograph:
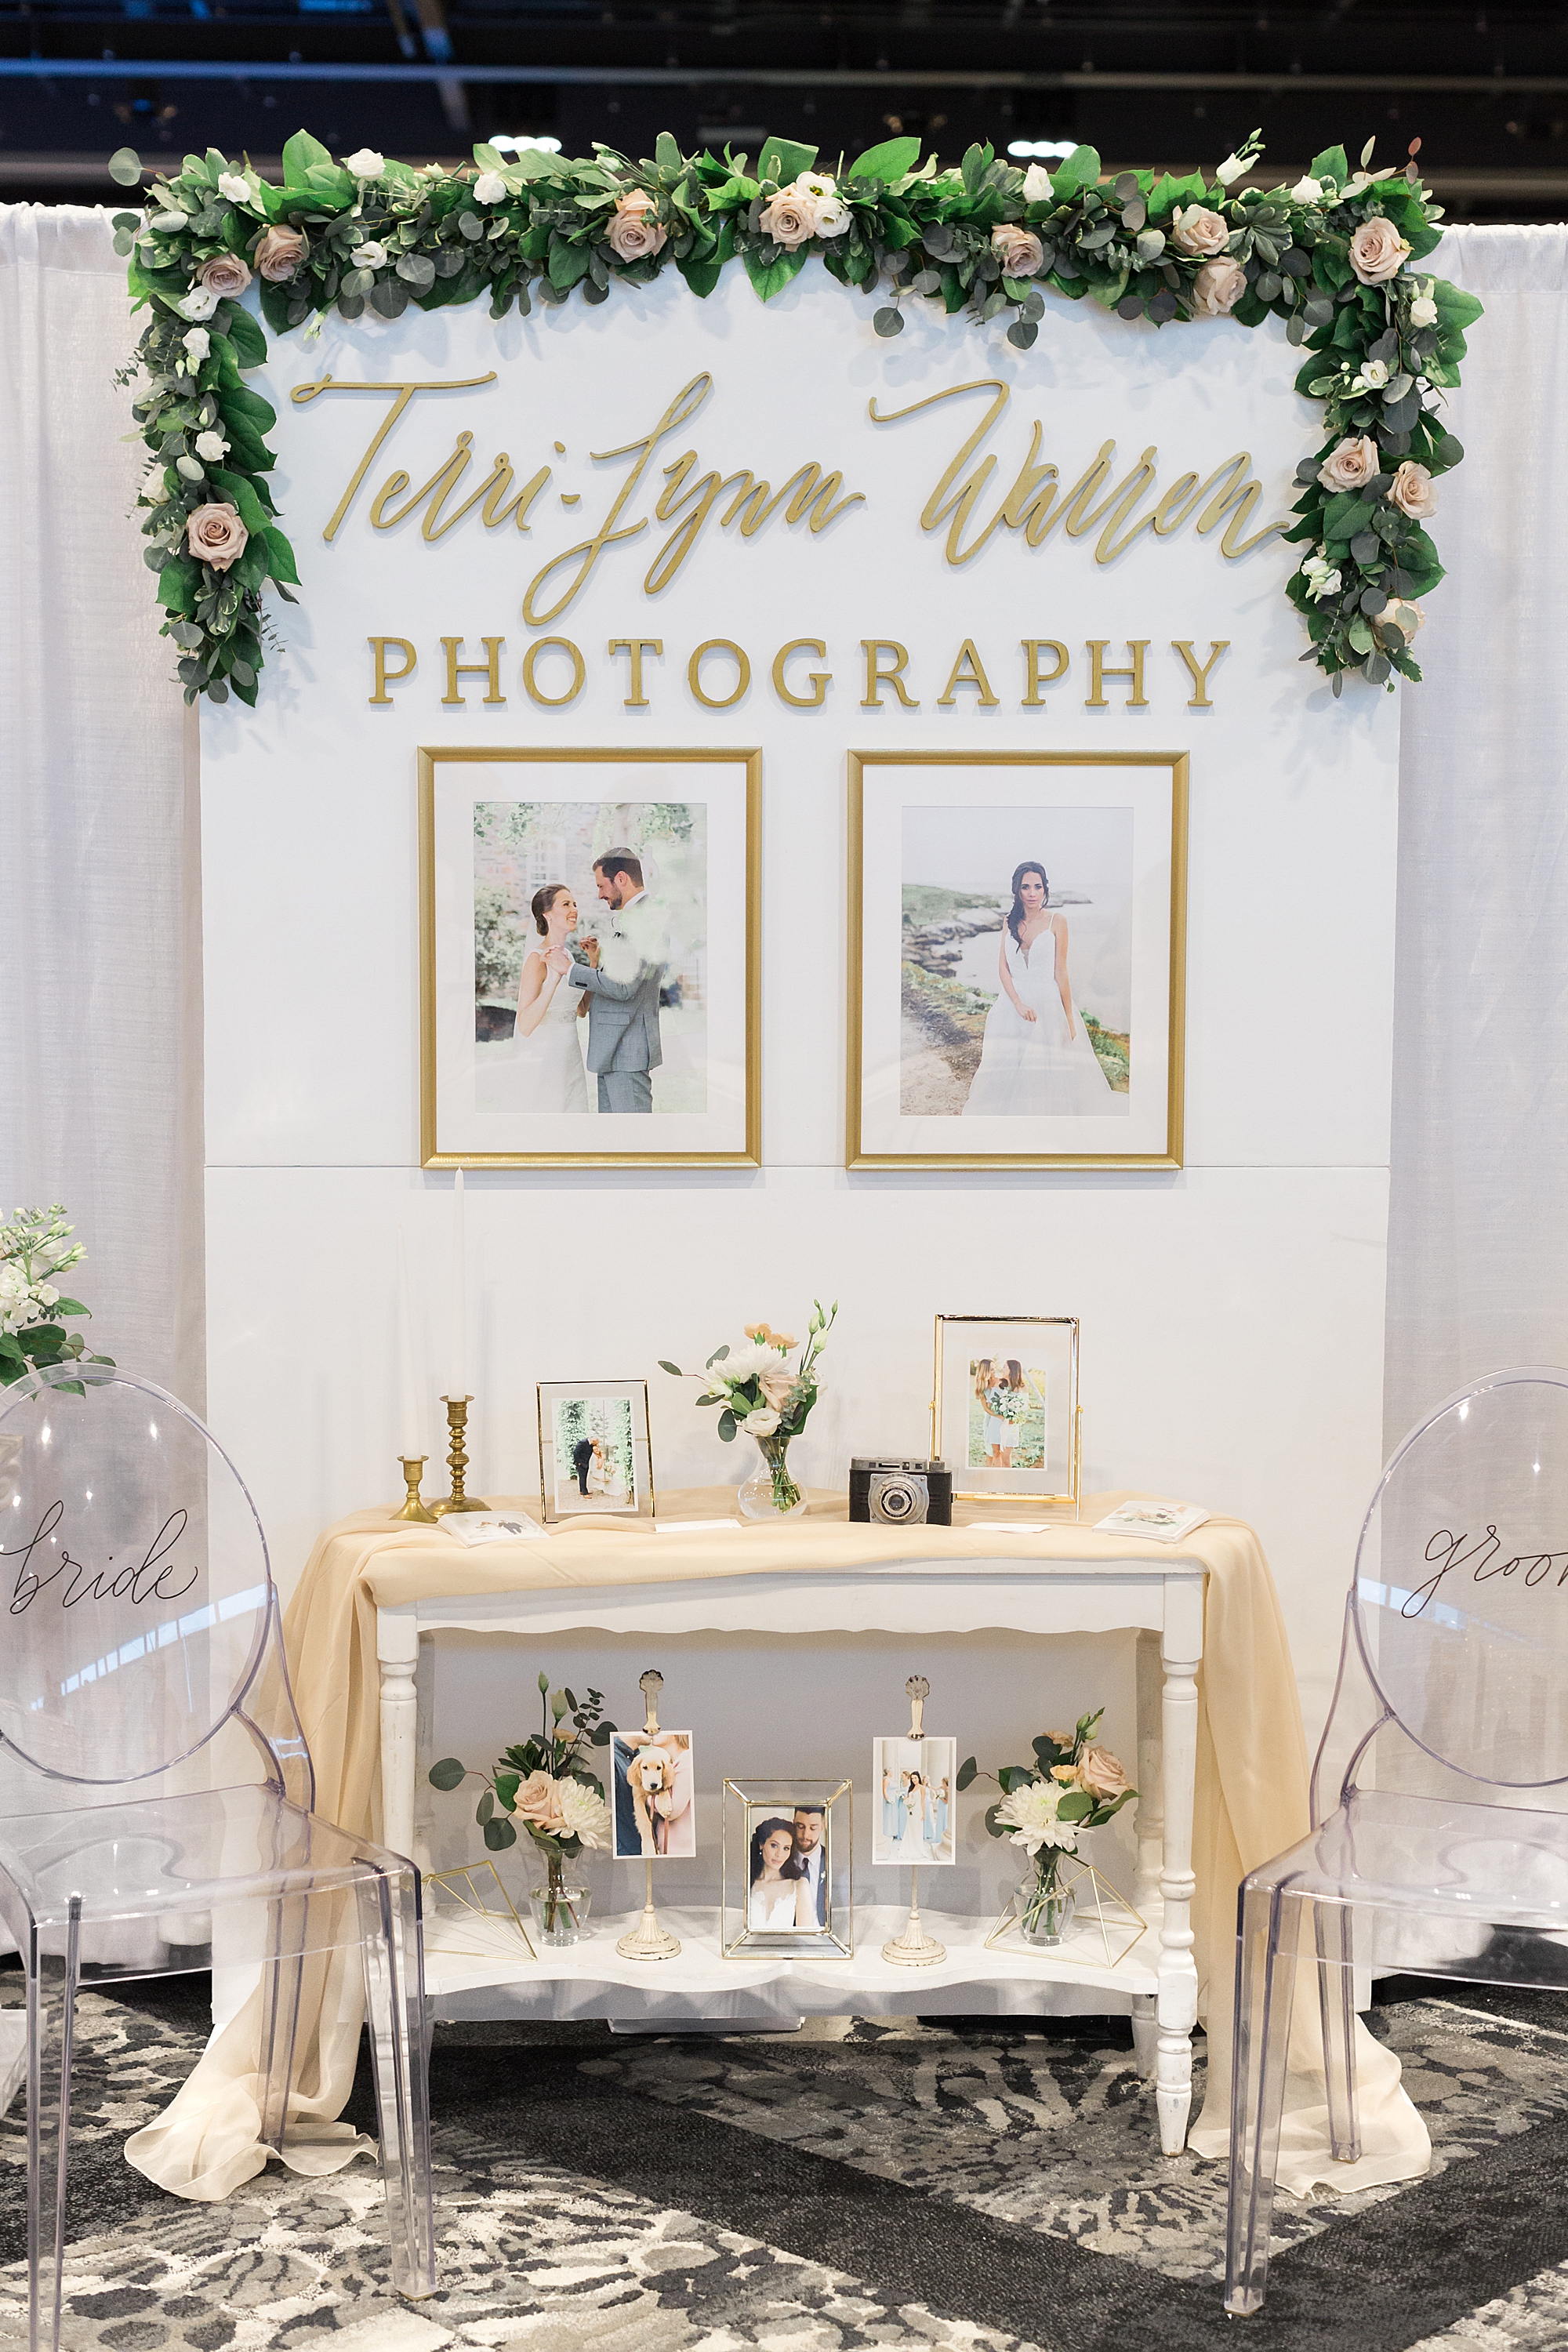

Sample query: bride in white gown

[963,859,1118,1116]
[491,884,592,1114]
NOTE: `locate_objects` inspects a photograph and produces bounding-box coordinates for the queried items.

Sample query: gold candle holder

[393,1456,439,1523]
[434,1395,488,1515]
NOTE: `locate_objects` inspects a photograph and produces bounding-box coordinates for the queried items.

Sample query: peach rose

[1349,215,1410,285]
[991,223,1046,278]
[510,1769,568,1835]
[605,189,666,263]
[1077,1744,1133,1801]
[1189,256,1247,316]
[1387,458,1438,519]
[254,224,307,282]
[196,252,252,300]
[1171,203,1229,257]
[186,502,249,572]
[1317,434,1381,493]
[758,187,817,249]
[757,1366,797,1410]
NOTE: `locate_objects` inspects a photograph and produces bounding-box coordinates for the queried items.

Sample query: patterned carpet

[7,1969,1568,2352]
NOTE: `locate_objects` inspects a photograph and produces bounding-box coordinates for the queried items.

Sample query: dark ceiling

[2,0,1566,217]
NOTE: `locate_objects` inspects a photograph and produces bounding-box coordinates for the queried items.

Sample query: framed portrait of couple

[537,1378,655,1524]
[848,751,1189,1170]
[722,1779,852,1959]
[419,746,760,1167]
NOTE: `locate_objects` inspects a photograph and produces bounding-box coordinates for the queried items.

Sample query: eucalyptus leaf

[428,1756,467,1791]
[873,307,904,336]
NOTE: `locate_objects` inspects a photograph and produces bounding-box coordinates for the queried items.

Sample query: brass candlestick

[434,1395,488,1515]
[393,1455,439,1523]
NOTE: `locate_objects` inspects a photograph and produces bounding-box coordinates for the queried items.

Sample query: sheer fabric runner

[126,1490,1426,2199]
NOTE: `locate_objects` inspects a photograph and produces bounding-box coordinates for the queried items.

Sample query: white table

[377,1548,1205,2153]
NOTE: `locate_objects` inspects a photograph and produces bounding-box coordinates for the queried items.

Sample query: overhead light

[489,134,563,155]
[1007,139,1078,159]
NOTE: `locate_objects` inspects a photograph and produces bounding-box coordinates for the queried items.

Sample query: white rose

[742,1406,782,1437]
[216,172,250,203]
[1022,162,1054,202]
[352,241,388,270]
[473,170,508,204]
[1290,175,1324,204]
[1214,151,1248,187]
[182,326,211,360]
[344,147,385,179]
[194,429,229,462]
[1410,292,1439,328]
[176,454,205,481]
[141,466,170,505]
[176,285,219,321]
[812,194,851,238]
[1357,358,1391,389]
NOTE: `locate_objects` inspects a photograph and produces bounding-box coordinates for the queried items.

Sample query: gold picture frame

[537,1377,656,1523]
[722,1779,853,1958]
[419,745,761,1167]
[933,1313,1081,1505]
[847,750,1188,1170]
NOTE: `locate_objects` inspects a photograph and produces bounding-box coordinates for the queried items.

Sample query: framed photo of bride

[537,1378,655,1523]
[933,1314,1080,1504]
[847,752,1188,1170]
[419,746,760,1168]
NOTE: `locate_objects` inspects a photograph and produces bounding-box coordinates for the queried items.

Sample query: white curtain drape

[0,205,203,1405]
[1385,225,1568,1447]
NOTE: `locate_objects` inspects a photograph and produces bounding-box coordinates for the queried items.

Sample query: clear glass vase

[1018,1853,1077,1946]
[528,1867,593,1947]
[737,1431,808,1519]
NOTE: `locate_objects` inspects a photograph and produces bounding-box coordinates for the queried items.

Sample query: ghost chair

[1226,1364,1568,2314]
[0,1362,436,2351]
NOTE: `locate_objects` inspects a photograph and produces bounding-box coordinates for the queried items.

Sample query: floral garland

[112,125,1481,707]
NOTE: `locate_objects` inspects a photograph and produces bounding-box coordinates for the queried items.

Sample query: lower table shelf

[424,1900,1159,2023]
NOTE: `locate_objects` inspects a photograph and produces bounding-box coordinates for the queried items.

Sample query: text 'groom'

[568,848,666,1114]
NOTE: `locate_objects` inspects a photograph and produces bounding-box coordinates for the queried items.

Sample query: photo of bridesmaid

[870,1734,957,1867]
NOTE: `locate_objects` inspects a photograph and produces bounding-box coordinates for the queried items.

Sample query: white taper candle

[448,1167,467,1399]
[395,1225,424,1457]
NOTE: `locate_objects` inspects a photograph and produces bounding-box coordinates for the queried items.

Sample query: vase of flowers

[960,1708,1136,1948]
[0,1205,111,1391]
[429,1673,615,1947]
[662,1301,837,1519]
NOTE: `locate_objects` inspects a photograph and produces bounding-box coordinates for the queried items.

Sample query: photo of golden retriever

[612,1729,695,1858]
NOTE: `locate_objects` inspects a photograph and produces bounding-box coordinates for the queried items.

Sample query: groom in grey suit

[567,848,666,1114]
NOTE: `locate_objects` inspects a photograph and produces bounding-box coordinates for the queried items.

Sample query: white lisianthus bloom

[1214,151,1248,186]
[1290,174,1324,204]
[812,193,851,238]
[141,466,170,505]
[1301,554,1343,603]
[176,454,206,481]
[216,172,250,203]
[176,285,220,321]
[473,169,508,204]
[556,1779,613,1850]
[351,241,388,270]
[742,1406,782,1438]
[796,170,837,201]
[182,326,211,360]
[1021,162,1054,202]
[995,1777,1079,1856]
[344,147,386,179]
[1353,358,1391,390]
[1410,289,1439,328]
[194,429,230,462]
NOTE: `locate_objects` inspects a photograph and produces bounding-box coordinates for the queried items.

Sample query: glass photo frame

[537,1378,655,1523]
[420,746,760,1168]
[848,751,1187,1170]
[934,1314,1080,1504]
[722,1780,852,1958]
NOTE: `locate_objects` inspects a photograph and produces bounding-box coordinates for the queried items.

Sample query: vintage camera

[849,1457,953,1527]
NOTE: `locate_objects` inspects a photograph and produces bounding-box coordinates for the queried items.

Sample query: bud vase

[1018,1851,1077,1946]
[737,1431,808,1519]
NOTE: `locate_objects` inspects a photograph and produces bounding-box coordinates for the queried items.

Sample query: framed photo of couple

[419,746,760,1167]
[848,751,1189,1170]
[537,1379,655,1523]
[722,1780,852,1958]
[934,1314,1081,1505]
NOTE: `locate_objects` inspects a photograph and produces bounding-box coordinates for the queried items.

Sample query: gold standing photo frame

[420,746,761,1167]
[722,1780,853,1958]
[537,1378,656,1523]
[934,1314,1081,1505]
[847,750,1188,1170]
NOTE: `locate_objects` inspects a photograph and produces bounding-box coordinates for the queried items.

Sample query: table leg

[377,1609,420,1864]
[1157,1632,1201,2156]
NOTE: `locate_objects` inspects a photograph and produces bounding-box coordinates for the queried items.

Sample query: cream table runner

[125,1490,1428,2201]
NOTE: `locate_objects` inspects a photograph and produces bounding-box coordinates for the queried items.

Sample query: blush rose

[186,503,249,572]
[759,188,816,249]
[1317,434,1381,493]
[1171,203,1229,257]
[1189,256,1247,316]
[991,223,1046,277]
[1388,459,1438,518]
[1349,216,1411,284]
[606,189,666,263]
[254,225,308,282]
[197,252,252,300]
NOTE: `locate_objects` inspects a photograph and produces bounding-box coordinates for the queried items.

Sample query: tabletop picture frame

[722,1779,853,1958]
[537,1378,655,1523]
[848,750,1187,1170]
[420,746,760,1169]
[933,1314,1081,1505]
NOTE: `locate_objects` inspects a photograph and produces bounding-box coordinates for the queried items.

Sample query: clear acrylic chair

[0,1361,436,2350]
[1226,1364,1568,2315]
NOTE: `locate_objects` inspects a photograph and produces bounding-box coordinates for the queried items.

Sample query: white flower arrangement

[0,1206,111,1388]
[662,1302,838,1512]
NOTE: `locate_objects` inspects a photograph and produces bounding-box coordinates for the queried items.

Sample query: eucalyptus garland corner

[111,124,1481,707]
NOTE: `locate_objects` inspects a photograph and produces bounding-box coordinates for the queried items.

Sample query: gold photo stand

[985,1857,1146,1970]
[425,1860,536,1964]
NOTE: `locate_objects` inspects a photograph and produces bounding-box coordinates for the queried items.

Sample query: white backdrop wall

[201,267,1399,1747]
